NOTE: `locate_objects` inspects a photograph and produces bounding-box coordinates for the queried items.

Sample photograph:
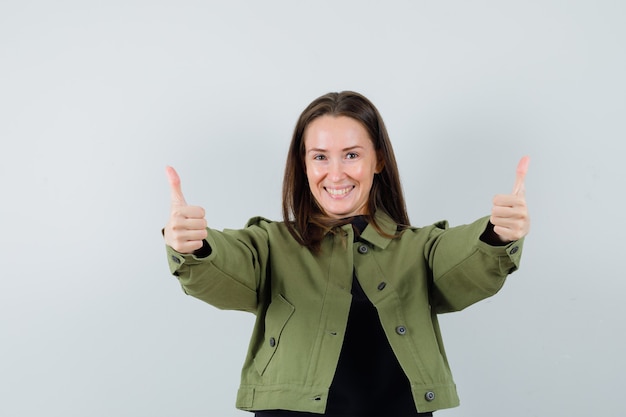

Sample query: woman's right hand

[164,166,208,254]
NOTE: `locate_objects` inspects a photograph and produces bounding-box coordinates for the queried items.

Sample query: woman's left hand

[490,156,531,242]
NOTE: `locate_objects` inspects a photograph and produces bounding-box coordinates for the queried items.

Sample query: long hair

[282,91,410,253]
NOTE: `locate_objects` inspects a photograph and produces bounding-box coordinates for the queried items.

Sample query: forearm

[429,217,524,313]
[166,228,265,312]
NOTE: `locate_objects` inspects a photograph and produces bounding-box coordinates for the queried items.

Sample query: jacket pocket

[253,294,295,376]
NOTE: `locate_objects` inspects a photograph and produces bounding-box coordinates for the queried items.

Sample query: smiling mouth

[325,186,354,196]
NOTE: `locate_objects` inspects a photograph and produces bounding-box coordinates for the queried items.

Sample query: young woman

[163,91,530,416]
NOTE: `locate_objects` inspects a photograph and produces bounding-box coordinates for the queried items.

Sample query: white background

[1,1,625,416]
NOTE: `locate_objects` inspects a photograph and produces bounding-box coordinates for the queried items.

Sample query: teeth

[327,187,351,196]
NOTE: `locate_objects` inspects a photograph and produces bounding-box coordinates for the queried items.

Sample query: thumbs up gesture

[490,156,531,243]
[164,166,208,253]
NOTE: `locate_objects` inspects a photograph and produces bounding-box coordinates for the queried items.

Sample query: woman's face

[304,115,382,219]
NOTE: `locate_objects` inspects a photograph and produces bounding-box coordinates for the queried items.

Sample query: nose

[328,159,346,182]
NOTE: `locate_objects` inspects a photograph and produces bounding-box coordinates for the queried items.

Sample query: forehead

[304,115,373,149]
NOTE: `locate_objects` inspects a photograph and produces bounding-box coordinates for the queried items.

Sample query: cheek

[306,164,323,182]
[355,165,376,191]
[304,167,318,191]
[353,165,371,182]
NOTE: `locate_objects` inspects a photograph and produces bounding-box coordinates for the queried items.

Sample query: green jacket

[165,212,524,413]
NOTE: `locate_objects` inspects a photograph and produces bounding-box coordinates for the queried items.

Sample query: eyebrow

[306,145,365,153]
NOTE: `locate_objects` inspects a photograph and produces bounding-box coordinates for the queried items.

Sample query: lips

[325,186,354,197]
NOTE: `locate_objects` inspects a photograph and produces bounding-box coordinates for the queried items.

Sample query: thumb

[165,166,187,207]
[512,156,530,196]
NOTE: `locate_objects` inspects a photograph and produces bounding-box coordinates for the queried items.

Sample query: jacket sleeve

[425,216,524,314]
[164,217,271,313]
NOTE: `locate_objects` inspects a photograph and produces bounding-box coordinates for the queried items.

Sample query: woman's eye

[314,154,326,161]
[346,152,358,159]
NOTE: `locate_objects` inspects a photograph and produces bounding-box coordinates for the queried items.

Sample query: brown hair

[282,91,410,253]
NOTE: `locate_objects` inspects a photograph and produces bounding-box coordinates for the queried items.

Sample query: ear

[375,152,385,174]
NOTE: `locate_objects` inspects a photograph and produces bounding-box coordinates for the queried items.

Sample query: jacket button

[425,391,435,401]
[377,282,386,291]
[269,337,276,347]
[510,246,519,254]
[396,326,407,335]
[358,245,369,254]
[170,255,181,264]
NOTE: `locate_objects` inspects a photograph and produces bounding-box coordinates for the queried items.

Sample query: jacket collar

[359,211,397,250]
